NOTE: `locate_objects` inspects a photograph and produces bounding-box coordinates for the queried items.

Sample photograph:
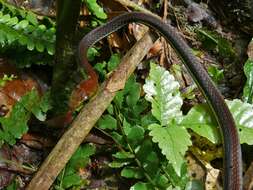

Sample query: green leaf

[126,125,145,144]
[98,114,117,130]
[227,99,253,144]
[0,90,52,145]
[180,104,220,144]
[47,44,55,55]
[243,59,253,103]
[148,124,191,175]
[58,144,95,189]
[84,0,107,19]
[163,162,189,189]
[21,90,51,121]
[130,182,153,190]
[26,11,38,25]
[35,42,45,52]
[121,167,144,179]
[207,65,224,84]
[62,173,82,189]
[0,6,55,56]
[27,39,35,51]
[6,180,18,190]
[7,17,18,26]
[113,151,134,159]
[181,99,253,145]
[107,53,120,71]
[143,63,183,126]
[197,28,235,58]
[87,47,100,61]
[17,20,29,29]
[0,14,11,22]
[109,160,131,168]
[69,144,95,168]
[126,81,141,108]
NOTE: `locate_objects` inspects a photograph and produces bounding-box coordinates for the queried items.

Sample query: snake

[72,12,242,190]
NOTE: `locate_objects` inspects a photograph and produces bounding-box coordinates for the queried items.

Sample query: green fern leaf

[143,62,183,126]
[0,5,55,56]
[143,63,191,175]
[148,124,191,176]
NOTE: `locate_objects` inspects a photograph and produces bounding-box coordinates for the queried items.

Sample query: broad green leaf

[143,63,183,126]
[227,99,253,144]
[98,114,117,130]
[181,99,253,145]
[243,58,253,103]
[126,125,145,144]
[180,104,220,144]
[21,90,51,121]
[62,173,81,189]
[148,124,191,175]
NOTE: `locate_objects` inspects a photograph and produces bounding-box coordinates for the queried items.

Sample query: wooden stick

[26,31,158,190]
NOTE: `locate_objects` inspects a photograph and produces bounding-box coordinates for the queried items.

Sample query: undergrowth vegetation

[1,0,253,189]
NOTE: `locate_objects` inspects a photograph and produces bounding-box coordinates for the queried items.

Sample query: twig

[26,31,158,190]
[159,0,168,67]
[113,0,159,18]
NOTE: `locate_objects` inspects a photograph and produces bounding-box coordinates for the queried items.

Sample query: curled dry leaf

[0,58,42,117]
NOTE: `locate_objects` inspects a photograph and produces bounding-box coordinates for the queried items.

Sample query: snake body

[76,12,242,189]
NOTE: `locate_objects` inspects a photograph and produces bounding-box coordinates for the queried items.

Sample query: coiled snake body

[75,12,242,190]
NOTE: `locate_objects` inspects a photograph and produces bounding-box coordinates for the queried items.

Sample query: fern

[143,62,183,126]
[143,62,191,176]
[0,90,52,146]
[0,1,55,55]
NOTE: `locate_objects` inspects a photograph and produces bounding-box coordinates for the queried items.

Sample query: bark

[51,0,82,114]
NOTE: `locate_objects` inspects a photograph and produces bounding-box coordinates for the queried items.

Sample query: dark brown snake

[75,12,242,190]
